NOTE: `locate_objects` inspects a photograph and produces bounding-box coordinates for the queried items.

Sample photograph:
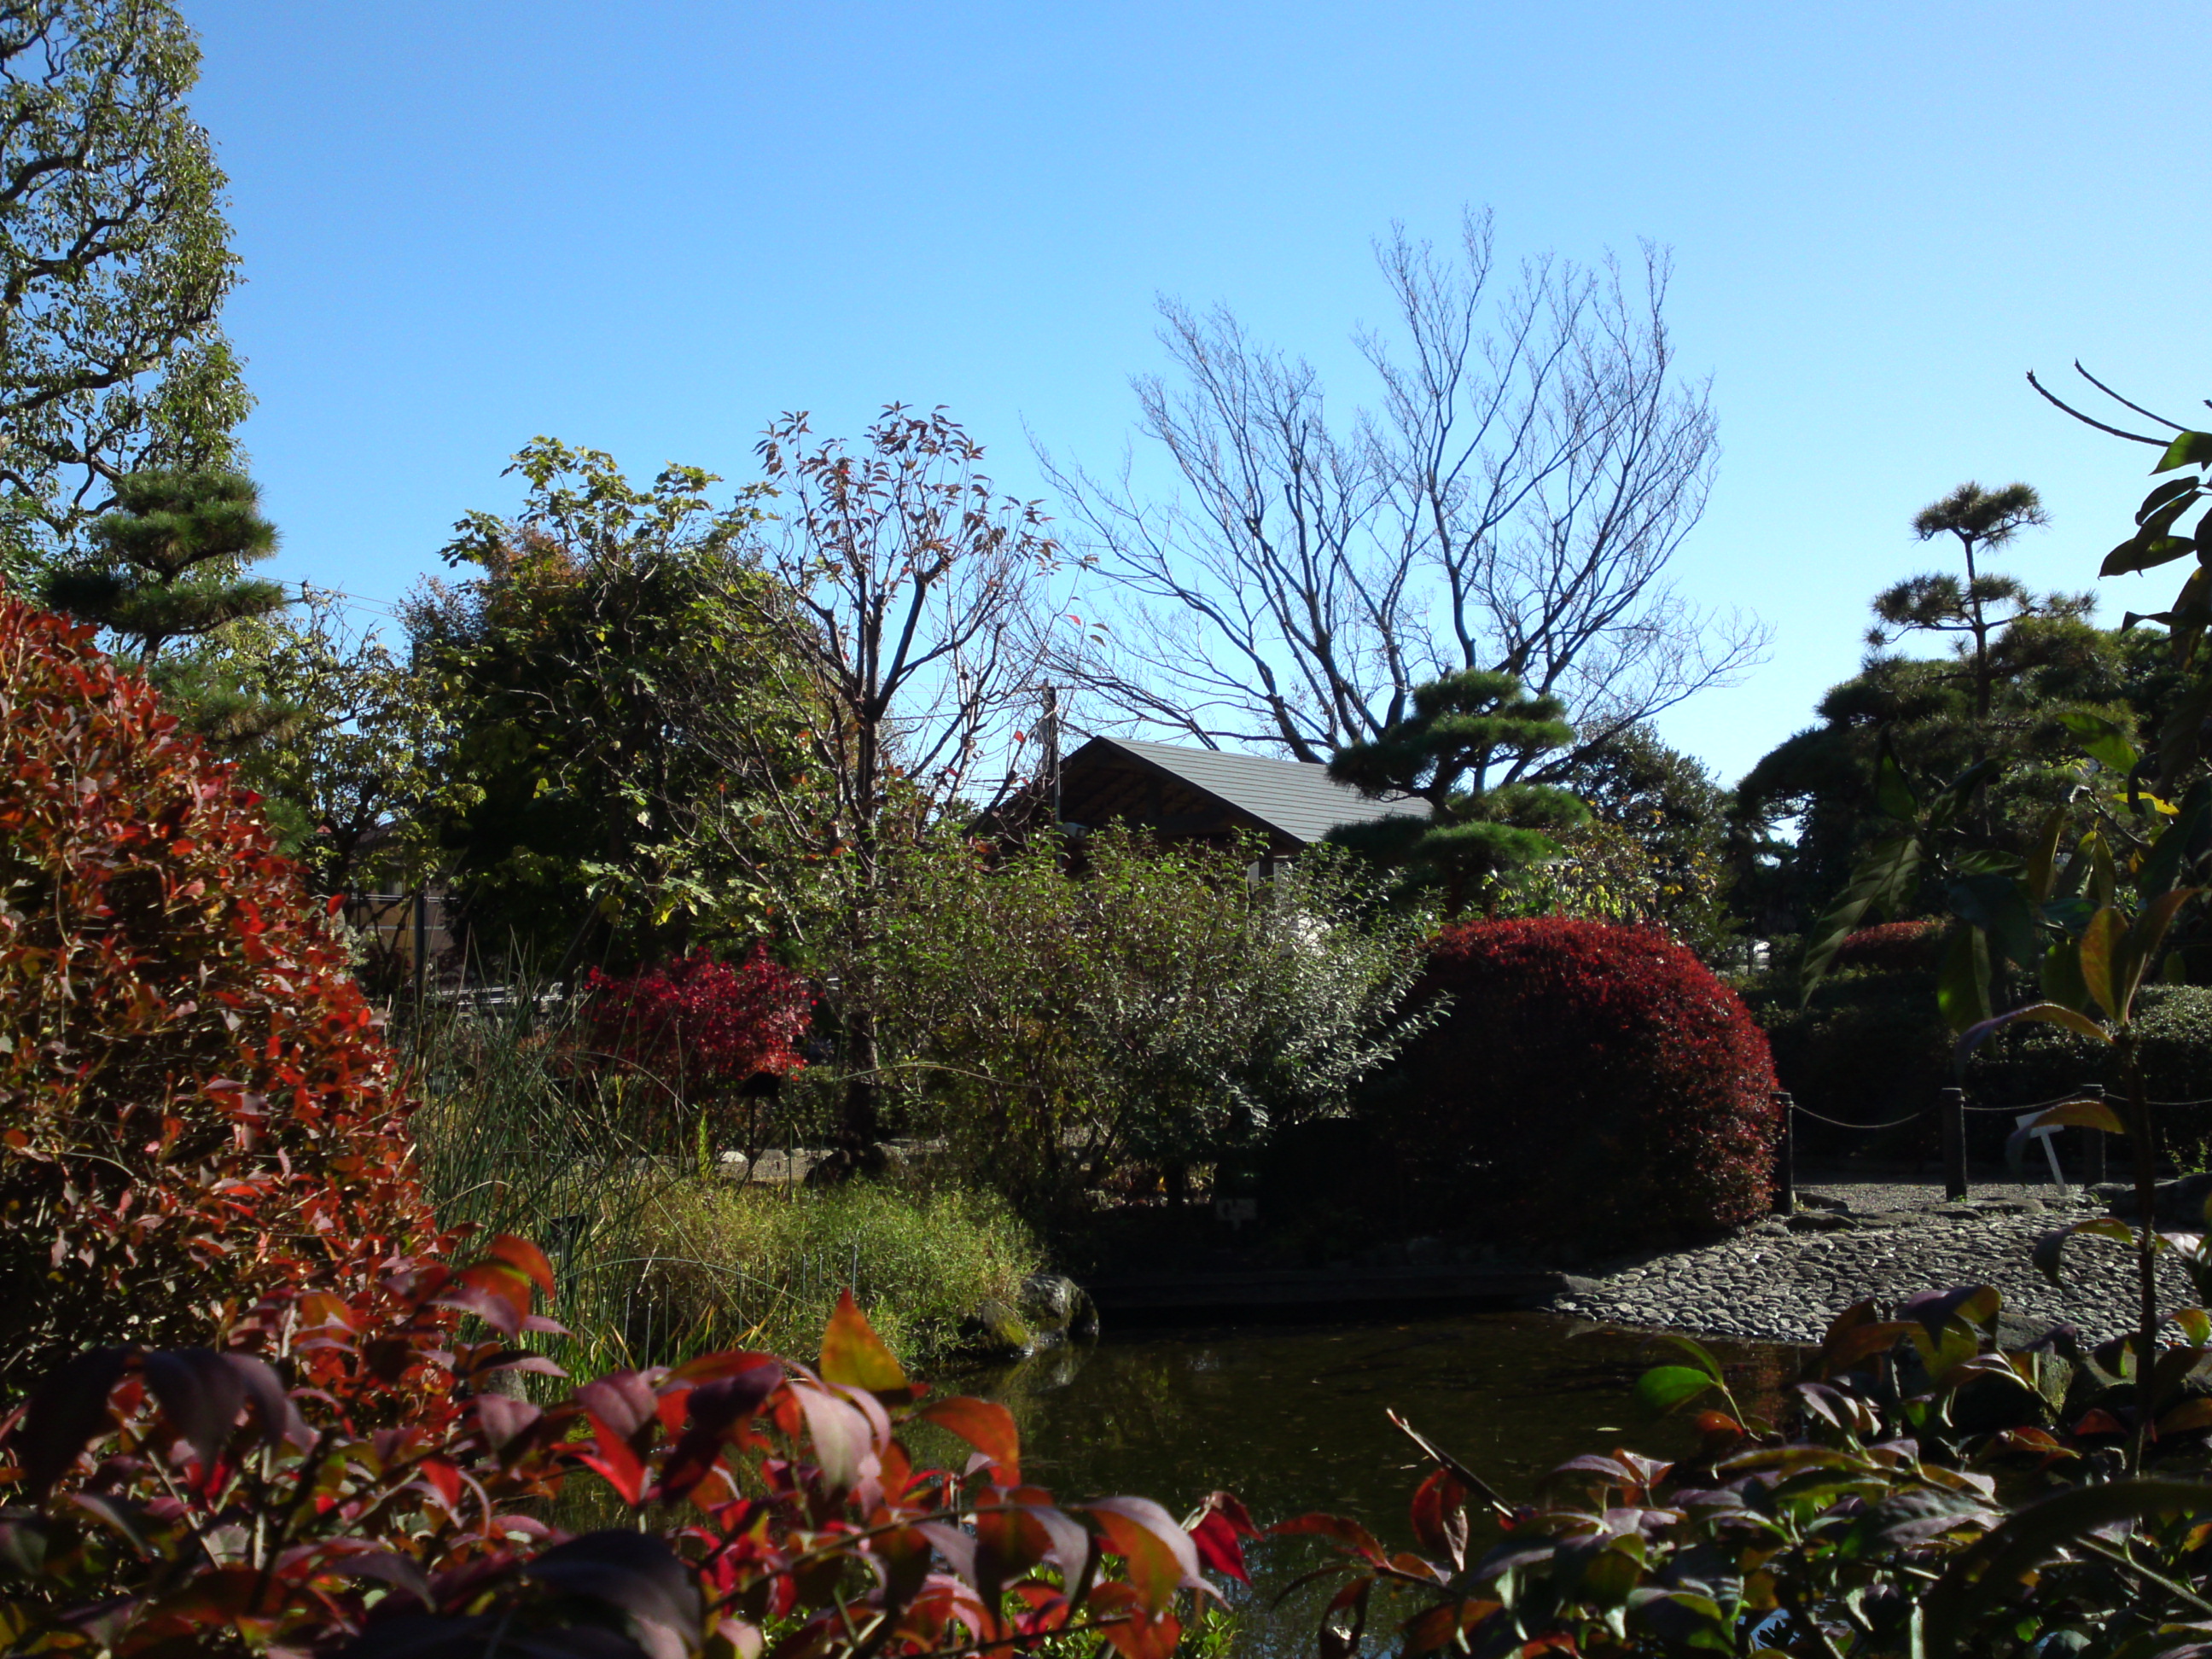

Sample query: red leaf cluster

[1832,918,1944,975]
[0,1243,1226,1658]
[1384,918,1780,1243]
[581,946,812,1103]
[0,589,437,1391]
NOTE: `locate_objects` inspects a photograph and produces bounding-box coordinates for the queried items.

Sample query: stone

[1017,1273,1099,1344]
[2099,1173,2212,1229]
[961,1299,1035,1359]
[1787,1211,1859,1232]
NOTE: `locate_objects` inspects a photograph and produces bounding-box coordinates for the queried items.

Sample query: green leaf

[2100,533,2197,578]
[2025,1097,2125,1135]
[1656,1331,1727,1382]
[2089,836,2118,911]
[1873,749,1918,823]
[1636,1366,1715,1414]
[1947,876,2040,975]
[2138,475,2202,523]
[2056,710,2139,775]
[1937,925,1993,1035]
[2025,806,2067,905]
[2157,678,2212,786]
[1954,1001,2112,1073]
[2079,907,2123,1017]
[1923,1481,2212,1658]
[2155,430,2212,474]
[1800,831,1923,1004]
[2121,888,2199,1014]
[2040,938,2093,1011]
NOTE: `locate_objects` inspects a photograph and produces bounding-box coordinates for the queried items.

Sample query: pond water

[942,1313,1802,1655]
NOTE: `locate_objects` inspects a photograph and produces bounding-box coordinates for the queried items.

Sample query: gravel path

[1535,1177,2192,1346]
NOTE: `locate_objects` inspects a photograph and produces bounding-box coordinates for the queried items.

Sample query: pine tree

[1324,667,1588,913]
[39,468,296,753]
[1872,482,2086,738]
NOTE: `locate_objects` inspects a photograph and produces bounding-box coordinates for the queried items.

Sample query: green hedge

[1743,971,2212,1167]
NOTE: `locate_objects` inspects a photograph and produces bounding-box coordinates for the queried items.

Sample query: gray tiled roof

[1073,736,1425,846]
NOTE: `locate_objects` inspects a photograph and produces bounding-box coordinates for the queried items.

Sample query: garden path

[1542,1170,2186,1345]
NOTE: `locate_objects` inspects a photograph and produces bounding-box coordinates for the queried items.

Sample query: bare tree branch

[1040,208,1768,772]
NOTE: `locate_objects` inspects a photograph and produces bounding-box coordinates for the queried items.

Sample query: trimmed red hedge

[0,591,434,1390]
[1383,917,1779,1243]
[1832,919,1943,975]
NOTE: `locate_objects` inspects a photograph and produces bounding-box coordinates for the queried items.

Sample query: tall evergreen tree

[1324,667,1588,913]
[0,1,250,575]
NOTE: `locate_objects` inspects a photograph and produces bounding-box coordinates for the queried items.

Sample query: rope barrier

[1784,1103,1931,1132]
[2145,1098,2212,1109]
[1960,1093,2092,1114]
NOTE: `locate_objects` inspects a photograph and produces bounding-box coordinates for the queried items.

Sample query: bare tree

[1040,208,1767,780]
[707,406,1062,1166]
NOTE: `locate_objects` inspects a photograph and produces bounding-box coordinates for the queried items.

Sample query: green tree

[37,467,301,761]
[1506,725,1737,958]
[1732,492,2157,941]
[1878,482,2072,730]
[0,1,249,575]
[212,586,443,896]
[38,466,277,661]
[1324,667,1588,913]
[405,439,808,972]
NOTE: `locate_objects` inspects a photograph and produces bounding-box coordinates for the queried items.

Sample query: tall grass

[402,983,1044,1374]
[617,1177,1043,1365]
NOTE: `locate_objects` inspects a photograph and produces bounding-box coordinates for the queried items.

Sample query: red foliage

[1385,918,1779,1243]
[0,591,436,1391]
[1832,918,1943,975]
[0,1237,1231,1658]
[582,946,812,1101]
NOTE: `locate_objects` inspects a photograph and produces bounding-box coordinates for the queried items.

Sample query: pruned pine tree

[39,467,294,751]
[1325,667,1588,914]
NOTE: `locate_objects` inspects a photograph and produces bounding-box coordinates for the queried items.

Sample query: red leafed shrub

[0,591,434,1394]
[1382,918,1779,1243]
[583,946,812,1110]
[1832,918,1943,975]
[0,1236,1246,1657]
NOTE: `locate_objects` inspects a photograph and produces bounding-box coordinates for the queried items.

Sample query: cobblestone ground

[1537,1179,2193,1345]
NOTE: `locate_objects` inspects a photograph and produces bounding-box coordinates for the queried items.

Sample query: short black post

[2082,1083,2108,1187]
[1772,1091,1796,1214]
[1941,1086,1969,1201]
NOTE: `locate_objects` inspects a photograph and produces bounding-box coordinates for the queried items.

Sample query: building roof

[1062,736,1424,847]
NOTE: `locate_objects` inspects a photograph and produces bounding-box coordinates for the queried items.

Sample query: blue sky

[184,2,2192,787]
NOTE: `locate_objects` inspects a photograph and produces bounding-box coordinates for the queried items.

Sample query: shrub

[581,945,813,1147]
[1832,917,1943,974]
[1743,967,1949,1158]
[0,593,433,1394]
[892,827,1434,1218]
[1378,917,1778,1243]
[0,1234,1239,1657]
[1744,974,2212,1168]
[584,946,812,1093]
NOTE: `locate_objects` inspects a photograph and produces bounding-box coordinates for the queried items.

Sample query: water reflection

[936,1313,1801,1655]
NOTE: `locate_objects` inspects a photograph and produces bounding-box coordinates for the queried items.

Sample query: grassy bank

[403,990,1044,1370]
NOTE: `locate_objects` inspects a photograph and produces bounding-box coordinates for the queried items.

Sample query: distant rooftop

[1061,735,1424,848]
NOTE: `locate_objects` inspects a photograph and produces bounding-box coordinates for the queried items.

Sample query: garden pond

[944,1312,1802,1655]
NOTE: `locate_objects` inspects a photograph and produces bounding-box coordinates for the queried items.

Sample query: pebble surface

[1533,1177,2193,1346]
